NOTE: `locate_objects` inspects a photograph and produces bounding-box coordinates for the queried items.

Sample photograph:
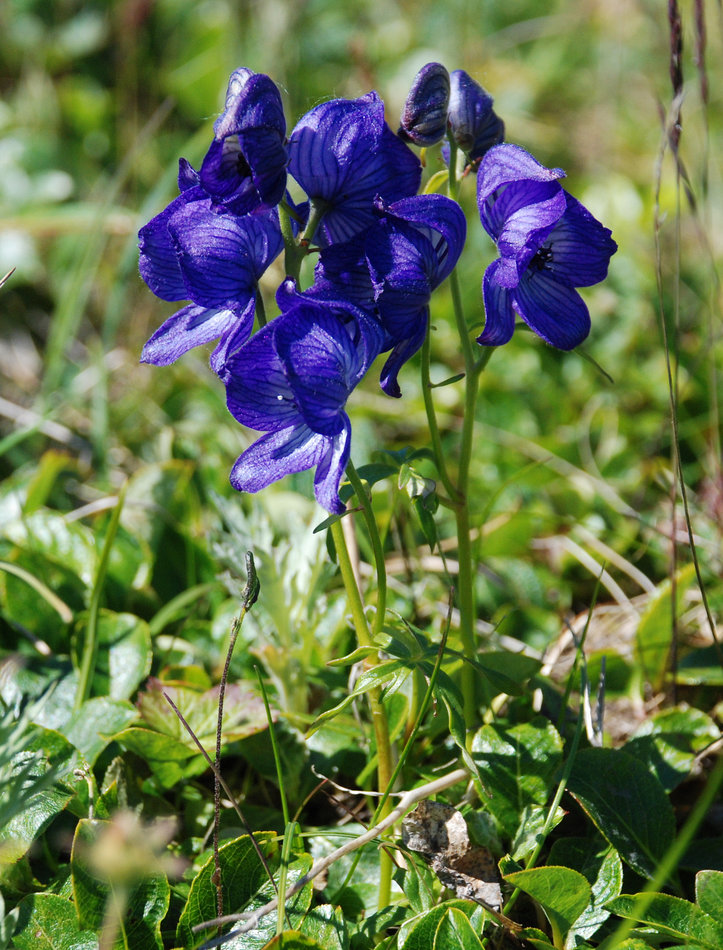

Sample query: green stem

[439,135,483,732]
[420,326,461,503]
[278,199,306,283]
[75,483,126,711]
[255,287,267,328]
[345,460,387,636]
[330,518,394,908]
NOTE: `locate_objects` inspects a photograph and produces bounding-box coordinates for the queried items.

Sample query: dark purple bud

[398,62,450,147]
[448,69,504,161]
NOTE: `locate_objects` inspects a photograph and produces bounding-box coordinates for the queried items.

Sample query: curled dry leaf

[402,800,502,909]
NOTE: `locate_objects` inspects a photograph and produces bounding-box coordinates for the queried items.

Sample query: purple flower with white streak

[199,68,288,214]
[288,92,421,246]
[477,144,617,350]
[222,301,383,513]
[139,195,282,372]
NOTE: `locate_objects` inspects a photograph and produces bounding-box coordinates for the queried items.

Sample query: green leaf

[506,867,591,943]
[435,907,485,949]
[566,748,675,878]
[471,718,563,838]
[12,893,98,950]
[113,727,208,788]
[547,838,623,946]
[696,870,723,926]
[635,564,696,690]
[136,678,270,745]
[606,893,723,949]
[71,819,169,949]
[398,901,487,950]
[474,650,542,697]
[298,903,348,950]
[262,935,327,949]
[624,706,720,792]
[0,731,75,863]
[74,610,152,700]
[176,833,278,948]
[63,697,138,765]
[511,804,565,862]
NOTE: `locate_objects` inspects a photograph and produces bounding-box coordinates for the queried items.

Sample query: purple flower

[139,198,282,371]
[448,69,504,162]
[222,301,383,513]
[366,194,467,396]
[288,92,421,246]
[398,62,450,147]
[476,144,617,350]
[199,68,288,214]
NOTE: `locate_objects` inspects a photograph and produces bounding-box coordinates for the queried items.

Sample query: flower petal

[478,260,516,346]
[209,297,256,374]
[513,269,591,350]
[289,92,421,245]
[379,308,428,398]
[223,322,299,432]
[398,62,450,147]
[379,194,467,287]
[230,424,325,492]
[313,420,351,514]
[168,202,281,307]
[448,69,504,160]
[141,304,237,365]
[546,192,618,287]
[138,186,205,301]
[477,144,565,208]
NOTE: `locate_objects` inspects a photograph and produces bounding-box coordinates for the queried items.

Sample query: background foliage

[1,1,721,948]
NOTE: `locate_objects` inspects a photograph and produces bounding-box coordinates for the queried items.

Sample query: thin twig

[161,691,276,890]
[213,553,262,917]
[193,767,469,938]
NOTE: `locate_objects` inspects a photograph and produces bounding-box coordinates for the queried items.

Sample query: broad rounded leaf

[696,870,723,926]
[13,894,97,950]
[505,867,591,942]
[567,748,675,878]
[607,893,723,950]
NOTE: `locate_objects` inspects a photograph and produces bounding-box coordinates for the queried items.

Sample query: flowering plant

[139,59,617,914]
[140,63,615,512]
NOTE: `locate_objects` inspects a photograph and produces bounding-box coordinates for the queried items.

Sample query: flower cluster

[139,64,616,512]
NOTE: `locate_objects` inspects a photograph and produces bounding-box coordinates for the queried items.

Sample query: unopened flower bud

[448,69,504,161]
[398,62,450,147]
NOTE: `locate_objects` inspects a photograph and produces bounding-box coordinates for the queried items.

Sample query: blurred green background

[1,0,721,664]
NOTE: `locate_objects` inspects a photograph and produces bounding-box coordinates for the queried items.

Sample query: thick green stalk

[278,199,306,282]
[329,518,394,908]
[443,139,482,733]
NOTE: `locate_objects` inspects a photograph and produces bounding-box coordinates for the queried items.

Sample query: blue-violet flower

[222,301,383,513]
[288,92,421,246]
[476,143,617,350]
[199,68,288,214]
[139,198,282,371]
